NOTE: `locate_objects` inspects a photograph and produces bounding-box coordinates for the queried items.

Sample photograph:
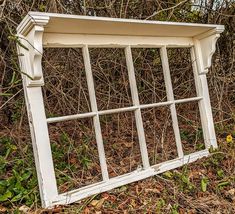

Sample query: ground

[0,125,235,213]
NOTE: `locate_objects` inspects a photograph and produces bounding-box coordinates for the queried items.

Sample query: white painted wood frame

[16,12,224,208]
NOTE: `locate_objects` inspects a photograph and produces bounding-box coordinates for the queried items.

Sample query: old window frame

[16,12,224,208]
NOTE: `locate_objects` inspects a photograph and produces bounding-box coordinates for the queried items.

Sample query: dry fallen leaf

[95,198,106,209]
[0,205,7,212]
[19,205,30,213]
[84,207,90,214]
[123,142,134,148]
[90,198,106,209]
[130,199,136,207]
[226,188,235,201]
[144,188,160,194]
[90,199,99,207]
[101,192,110,199]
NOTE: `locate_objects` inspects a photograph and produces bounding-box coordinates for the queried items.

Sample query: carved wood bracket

[17,15,49,87]
[193,29,223,74]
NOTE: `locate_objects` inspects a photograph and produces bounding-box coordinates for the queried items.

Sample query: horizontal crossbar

[46,96,202,124]
[43,34,194,48]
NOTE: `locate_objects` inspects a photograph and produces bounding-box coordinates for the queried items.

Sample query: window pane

[167,48,197,100]
[100,112,142,177]
[42,48,91,117]
[132,48,167,104]
[142,106,178,165]
[48,119,102,193]
[176,102,205,154]
[89,48,132,110]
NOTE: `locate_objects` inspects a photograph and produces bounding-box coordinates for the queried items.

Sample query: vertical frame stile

[191,42,217,148]
[190,47,209,147]
[160,46,184,158]
[17,40,58,208]
[125,46,150,169]
[82,45,109,181]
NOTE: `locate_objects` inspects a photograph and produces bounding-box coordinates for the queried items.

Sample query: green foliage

[180,128,204,151]
[10,99,24,123]
[180,130,189,141]
[0,93,13,96]
[51,131,95,190]
[0,169,33,203]
[217,181,230,189]
[171,203,179,214]
[156,198,165,212]
[39,2,46,12]
[201,176,209,192]
[196,143,205,150]
[204,152,225,168]
[217,169,224,179]
[80,156,92,169]
[162,171,173,179]
[0,137,38,206]
[173,166,195,193]
[8,35,29,51]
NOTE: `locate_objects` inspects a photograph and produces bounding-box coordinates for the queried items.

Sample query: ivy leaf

[163,171,173,179]
[11,193,23,202]
[0,190,12,202]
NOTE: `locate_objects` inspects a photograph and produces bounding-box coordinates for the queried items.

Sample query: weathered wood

[125,45,150,169]
[53,149,209,206]
[17,33,58,208]
[160,46,184,158]
[17,12,223,208]
[82,45,109,181]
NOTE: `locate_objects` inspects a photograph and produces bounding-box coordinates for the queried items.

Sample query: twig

[145,0,189,20]
[0,88,23,110]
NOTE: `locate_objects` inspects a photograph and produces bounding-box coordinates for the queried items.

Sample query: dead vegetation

[0,0,235,213]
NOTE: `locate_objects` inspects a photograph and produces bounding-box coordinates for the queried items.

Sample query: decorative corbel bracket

[193,28,224,74]
[17,14,50,87]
